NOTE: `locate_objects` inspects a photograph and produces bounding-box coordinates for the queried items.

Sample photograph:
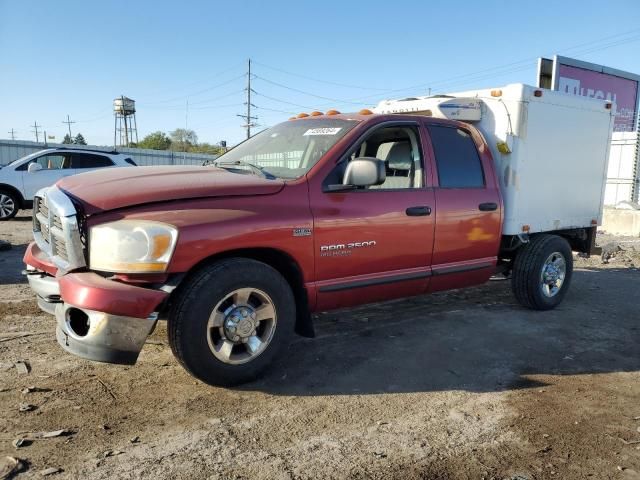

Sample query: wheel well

[170,248,314,338]
[500,227,596,260]
[499,228,595,275]
[0,184,25,208]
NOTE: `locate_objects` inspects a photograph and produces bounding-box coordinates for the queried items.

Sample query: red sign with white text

[557,64,638,132]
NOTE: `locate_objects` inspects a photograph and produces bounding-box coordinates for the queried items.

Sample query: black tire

[0,190,19,221]
[168,258,296,386]
[511,234,573,310]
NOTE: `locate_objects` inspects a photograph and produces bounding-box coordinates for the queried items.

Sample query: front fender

[85,183,315,284]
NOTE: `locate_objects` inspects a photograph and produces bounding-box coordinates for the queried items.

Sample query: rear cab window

[427,125,484,188]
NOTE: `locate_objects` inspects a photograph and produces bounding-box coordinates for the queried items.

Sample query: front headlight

[89,220,178,273]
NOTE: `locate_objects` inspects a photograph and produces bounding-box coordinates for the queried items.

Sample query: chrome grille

[52,237,69,261]
[32,187,86,273]
[38,200,49,218]
[53,214,63,230]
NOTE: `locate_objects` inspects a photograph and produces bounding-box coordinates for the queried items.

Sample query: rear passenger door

[425,122,502,292]
[70,153,115,174]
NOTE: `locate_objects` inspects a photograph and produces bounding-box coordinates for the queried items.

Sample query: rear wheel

[511,234,573,310]
[168,258,295,386]
[0,191,19,220]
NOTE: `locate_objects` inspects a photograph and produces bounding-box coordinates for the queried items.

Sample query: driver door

[21,153,73,199]
[309,122,436,311]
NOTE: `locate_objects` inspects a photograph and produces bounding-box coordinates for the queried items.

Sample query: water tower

[113,96,138,147]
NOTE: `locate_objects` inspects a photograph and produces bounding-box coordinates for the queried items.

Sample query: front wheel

[511,234,573,310]
[168,258,295,386]
[0,191,19,220]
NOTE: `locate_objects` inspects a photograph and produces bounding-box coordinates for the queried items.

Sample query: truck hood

[57,166,285,214]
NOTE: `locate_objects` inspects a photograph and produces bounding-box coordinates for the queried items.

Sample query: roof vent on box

[374,95,482,122]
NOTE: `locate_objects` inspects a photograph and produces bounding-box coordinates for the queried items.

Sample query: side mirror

[343,157,385,187]
[27,163,43,173]
[324,157,386,192]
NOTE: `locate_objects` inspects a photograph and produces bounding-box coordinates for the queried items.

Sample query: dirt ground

[1,212,640,480]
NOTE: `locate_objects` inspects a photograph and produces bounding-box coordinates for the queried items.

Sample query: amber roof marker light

[310,111,324,116]
[326,109,341,115]
[358,109,373,115]
[297,112,309,118]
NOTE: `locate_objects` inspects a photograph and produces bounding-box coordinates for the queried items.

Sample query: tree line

[62,133,87,145]
[130,129,225,155]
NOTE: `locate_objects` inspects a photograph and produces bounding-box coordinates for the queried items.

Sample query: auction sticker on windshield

[303,127,342,136]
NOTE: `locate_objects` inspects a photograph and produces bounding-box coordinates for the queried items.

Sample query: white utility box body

[375,84,616,235]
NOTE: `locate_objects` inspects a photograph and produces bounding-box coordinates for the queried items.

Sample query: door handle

[478,202,498,212]
[406,206,432,216]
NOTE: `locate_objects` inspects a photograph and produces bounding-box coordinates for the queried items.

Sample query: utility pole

[62,114,76,138]
[184,99,189,159]
[237,58,257,139]
[31,121,42,143]
[185,99,189,130]
[7,128,16,140]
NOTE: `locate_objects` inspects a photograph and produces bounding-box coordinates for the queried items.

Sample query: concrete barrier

[600,207,640,236]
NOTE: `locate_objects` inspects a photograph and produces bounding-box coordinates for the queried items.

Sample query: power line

[188,89,245,106]
[253,75,362,105]
[7,128,16,140]
[246,29,640,127]
[139,61,245,99]
[76,110,113,123]
[253,105,298,115]
[341,27,640,103]
[252,91,318,111]
[62,114,76,138]
[252,60,388,91]
[426,33,640,96]
[31,121,42,143]
[191,102,244,111]
[559,27,640,54]
[138,73,246,106]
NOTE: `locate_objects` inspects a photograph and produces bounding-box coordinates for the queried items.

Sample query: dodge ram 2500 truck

[24,84,614,386]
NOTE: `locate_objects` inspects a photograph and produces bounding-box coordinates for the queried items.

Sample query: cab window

[325,124,424,189]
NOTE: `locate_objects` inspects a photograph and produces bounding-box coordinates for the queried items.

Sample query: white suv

[0,148,137,220]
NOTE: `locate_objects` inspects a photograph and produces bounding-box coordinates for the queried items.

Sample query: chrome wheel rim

[206,287,277,365]
[540,252,566,298]
[0,194,15,218]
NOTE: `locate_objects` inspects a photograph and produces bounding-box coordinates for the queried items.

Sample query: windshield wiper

[213,160,277,180]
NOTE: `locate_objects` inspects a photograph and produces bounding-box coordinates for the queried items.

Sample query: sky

[1,0,639,147]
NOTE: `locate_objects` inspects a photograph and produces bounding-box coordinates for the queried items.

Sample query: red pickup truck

[24,107,603,386]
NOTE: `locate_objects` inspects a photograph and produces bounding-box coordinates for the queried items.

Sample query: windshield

[213,118,358,179]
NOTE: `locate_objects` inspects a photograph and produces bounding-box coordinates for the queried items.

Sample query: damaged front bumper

[24,242,168,365]
[55,304,158,365]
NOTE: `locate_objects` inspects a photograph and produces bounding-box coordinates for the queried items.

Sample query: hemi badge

[293,228,312,237]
